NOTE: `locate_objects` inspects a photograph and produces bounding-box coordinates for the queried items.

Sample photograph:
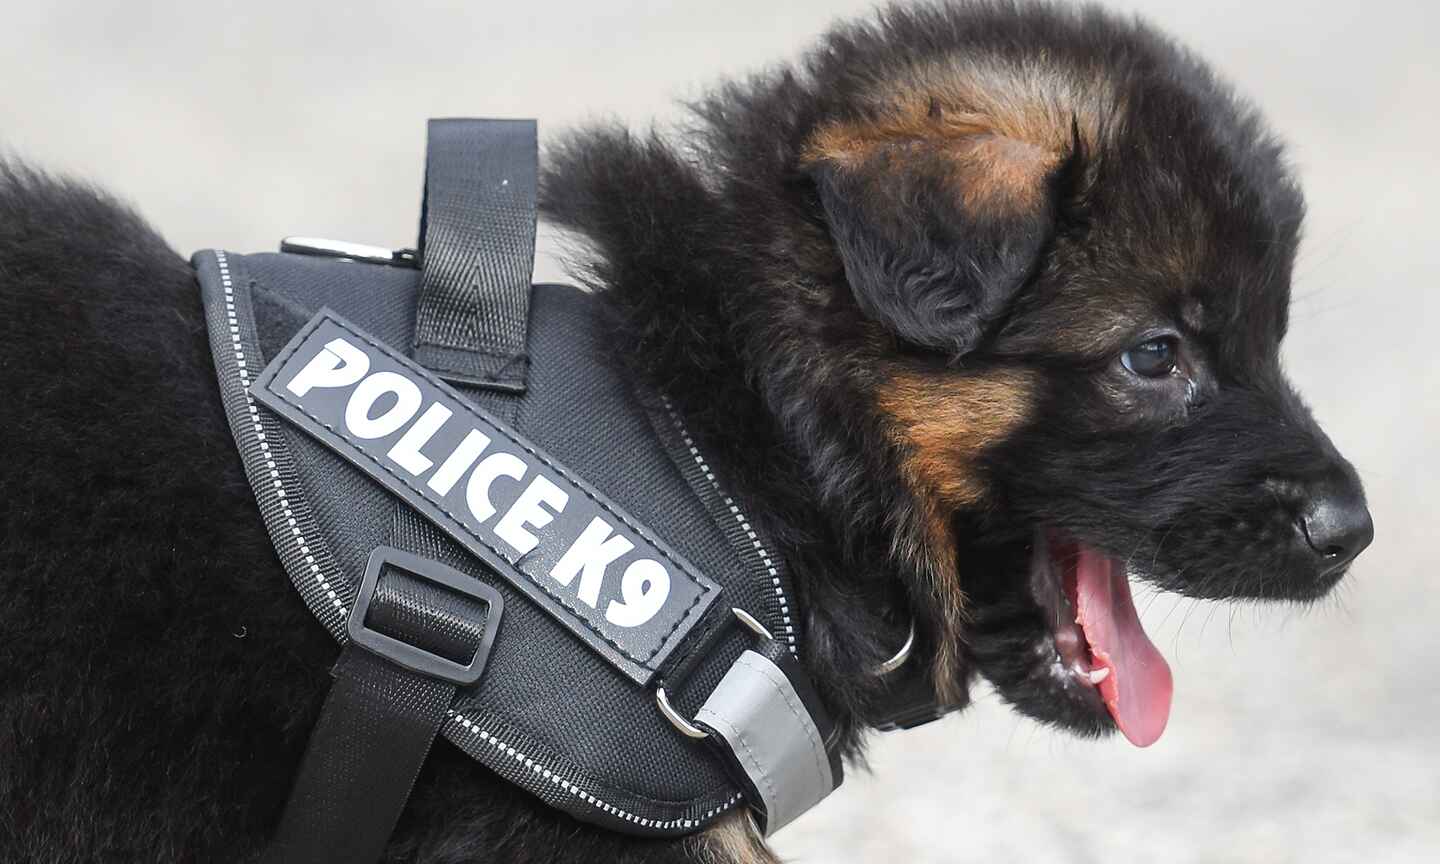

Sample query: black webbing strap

[268,121,532,861]
[414,118,538,393]
[265,648,455,863]
[266,549,502,864]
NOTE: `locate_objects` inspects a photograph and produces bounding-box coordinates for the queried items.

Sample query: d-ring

[655,606,772,739]
[871,619,916,676]
[730,606,773,641]
[655,685,708,739]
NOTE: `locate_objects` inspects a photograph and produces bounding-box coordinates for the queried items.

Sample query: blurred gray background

[2,1,1434,861]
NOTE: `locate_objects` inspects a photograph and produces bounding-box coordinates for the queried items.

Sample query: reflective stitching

[662,397,796,653]
[447,711,742,830]
[217,251,347,620]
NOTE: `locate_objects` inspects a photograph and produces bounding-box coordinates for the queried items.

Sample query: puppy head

[800,8,1372,744]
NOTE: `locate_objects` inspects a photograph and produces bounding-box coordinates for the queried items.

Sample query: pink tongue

[1073,545,1173,747]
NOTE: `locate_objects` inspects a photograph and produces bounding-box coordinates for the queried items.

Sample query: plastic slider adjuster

[655,607,773,739]
[347,546,503,686]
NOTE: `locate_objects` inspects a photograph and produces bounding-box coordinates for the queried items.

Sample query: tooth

[1088,667,1111,684]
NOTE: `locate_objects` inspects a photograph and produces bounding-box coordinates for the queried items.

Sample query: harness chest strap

[266,549,502,863]
[247,119,843,862]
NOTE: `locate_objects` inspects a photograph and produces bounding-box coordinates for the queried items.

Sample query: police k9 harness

[197,119,931,863]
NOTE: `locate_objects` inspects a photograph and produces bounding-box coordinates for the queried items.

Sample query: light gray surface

[2,1,1436,861]
[696,649,839,834]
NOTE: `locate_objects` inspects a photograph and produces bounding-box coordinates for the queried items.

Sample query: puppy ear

[804,113,1074,354]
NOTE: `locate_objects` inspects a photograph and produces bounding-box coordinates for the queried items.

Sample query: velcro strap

[694,643,843,835]
[414,118,537,392]
[250,310,722,686]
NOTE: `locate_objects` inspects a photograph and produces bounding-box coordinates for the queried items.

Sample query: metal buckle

[655,607,772,739]
[347,546,503,686]
[280,236,419,268]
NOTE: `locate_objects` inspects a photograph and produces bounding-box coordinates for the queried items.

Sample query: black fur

[0,1,1370,860]
[0,162,709,864]
[805,137,1068,354]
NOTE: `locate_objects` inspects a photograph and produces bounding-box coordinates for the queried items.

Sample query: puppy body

[0,2,1367,861]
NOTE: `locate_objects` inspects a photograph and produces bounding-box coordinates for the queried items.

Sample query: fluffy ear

[803,111,1074,354]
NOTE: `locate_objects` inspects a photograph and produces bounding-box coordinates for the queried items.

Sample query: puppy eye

[1121,337,1179,378]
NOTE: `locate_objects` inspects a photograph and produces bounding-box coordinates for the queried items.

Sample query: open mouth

[1031,531,1174,747]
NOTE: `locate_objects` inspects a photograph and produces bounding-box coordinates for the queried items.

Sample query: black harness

[196,119,945,863]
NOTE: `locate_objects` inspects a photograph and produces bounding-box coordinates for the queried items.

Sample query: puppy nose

[1297,478,1374,574]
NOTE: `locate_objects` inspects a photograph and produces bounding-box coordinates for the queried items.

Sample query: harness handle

[414,118,537,392]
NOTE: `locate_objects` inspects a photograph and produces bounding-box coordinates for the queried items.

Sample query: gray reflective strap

[415,118,537,392]
[694,649,843,835]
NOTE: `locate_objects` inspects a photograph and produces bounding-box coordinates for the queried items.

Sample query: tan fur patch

[877,367,1037,699]
[952,133,1060,212]
[691,810,776,864]
[804,112,1060,219]
[888,55,1120,152]
[880,369,1036,507]
[803,54,1124,220]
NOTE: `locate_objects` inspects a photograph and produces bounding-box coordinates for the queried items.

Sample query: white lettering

[345,371,422,439]
[286,338,369,397]
[549,517,634,607]
[494,475,570,555]
[605,559,671,627]
[428,429,491,496]
[465,451,526,523]
[387,402,453,476]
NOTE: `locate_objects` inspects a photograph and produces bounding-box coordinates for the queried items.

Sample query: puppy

[0,1,1371,861]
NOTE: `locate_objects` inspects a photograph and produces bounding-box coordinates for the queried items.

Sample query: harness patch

[252,309,722,685]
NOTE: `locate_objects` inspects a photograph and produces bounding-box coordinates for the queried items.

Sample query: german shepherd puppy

[0,1,1372,861]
